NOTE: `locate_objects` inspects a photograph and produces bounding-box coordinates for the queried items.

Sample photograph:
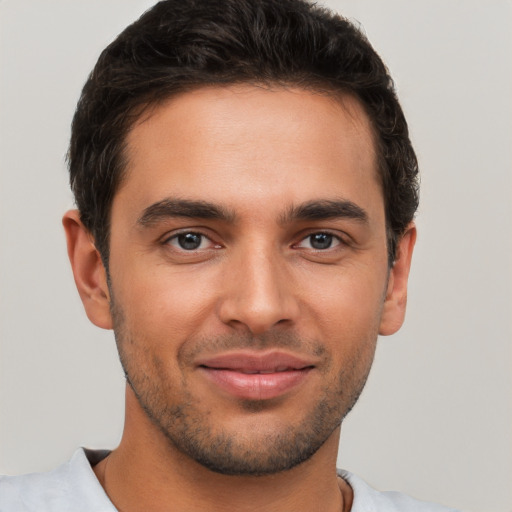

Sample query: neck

[94,387,352,512]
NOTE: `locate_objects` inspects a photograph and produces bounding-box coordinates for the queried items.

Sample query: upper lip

[196,351,317,373]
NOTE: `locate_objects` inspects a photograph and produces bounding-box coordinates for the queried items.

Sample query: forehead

[116,85,382,221]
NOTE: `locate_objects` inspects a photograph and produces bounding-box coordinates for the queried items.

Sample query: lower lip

[199,367,313,400]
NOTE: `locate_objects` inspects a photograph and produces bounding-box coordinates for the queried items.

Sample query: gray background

[1,1,511,511]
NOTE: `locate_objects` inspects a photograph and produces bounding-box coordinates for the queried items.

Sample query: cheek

[303,264,387,332]
[300,270,385,377]
[112,263,219,350]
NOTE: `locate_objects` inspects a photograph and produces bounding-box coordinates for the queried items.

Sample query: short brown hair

[68,0,419,265]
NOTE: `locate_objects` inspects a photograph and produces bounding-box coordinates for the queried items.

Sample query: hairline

[95,80,395,269]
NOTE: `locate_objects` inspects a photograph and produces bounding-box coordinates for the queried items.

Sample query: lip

[196,351,316,400]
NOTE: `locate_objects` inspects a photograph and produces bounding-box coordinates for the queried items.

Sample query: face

[67,85,414,475]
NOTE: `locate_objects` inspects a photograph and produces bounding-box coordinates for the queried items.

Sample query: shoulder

[0,449,114,512]
[338,469,463,512]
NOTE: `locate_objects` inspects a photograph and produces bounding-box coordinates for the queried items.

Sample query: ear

[379,222,417,336]
[62,210,113,330]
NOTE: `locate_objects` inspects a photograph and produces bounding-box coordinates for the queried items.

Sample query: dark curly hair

[68,0,419,266]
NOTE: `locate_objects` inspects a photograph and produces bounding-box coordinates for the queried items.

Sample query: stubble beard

[110,300,377,476]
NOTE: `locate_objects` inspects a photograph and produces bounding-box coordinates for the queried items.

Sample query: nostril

[217,267,300,334]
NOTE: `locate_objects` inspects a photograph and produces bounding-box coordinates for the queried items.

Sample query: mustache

[109,298,330,367]
[178,331,328,365]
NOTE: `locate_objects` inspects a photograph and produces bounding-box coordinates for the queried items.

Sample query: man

[0,0,460,510]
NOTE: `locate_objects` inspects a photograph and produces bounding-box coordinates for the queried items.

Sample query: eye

[296,232,341,250]
[166,232,216,251]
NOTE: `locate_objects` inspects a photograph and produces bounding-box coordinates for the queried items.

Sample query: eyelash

[162,230,346,253]
[293,231,344,251]
[163,231,220,251]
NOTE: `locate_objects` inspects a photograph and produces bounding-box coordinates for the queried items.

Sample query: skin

[63,85,416,512]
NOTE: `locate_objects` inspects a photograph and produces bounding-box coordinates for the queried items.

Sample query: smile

[196,351,316,400]
[236,367,294,374]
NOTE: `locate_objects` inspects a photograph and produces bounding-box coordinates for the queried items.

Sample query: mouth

[196,351,316,400]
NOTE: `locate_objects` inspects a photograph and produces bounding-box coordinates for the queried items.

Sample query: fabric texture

[0,448,461,511]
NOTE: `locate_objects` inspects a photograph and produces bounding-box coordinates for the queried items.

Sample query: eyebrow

[137,197,368,228]
[281,199,369,224]
[137,198,236,226]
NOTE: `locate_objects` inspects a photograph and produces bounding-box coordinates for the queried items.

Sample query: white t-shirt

[0,449,461,511]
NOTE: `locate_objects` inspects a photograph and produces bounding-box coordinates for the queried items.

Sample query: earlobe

[379,222,417,336]
[62,210,113,330]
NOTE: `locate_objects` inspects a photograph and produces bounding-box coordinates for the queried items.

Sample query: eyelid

[293,230,347,249]
[161,229,222,250]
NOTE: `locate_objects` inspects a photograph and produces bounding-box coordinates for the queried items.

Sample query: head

[68,0,418,268]
[64,0,418,477]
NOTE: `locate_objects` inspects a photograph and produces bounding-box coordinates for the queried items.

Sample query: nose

[218,245,300,335]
